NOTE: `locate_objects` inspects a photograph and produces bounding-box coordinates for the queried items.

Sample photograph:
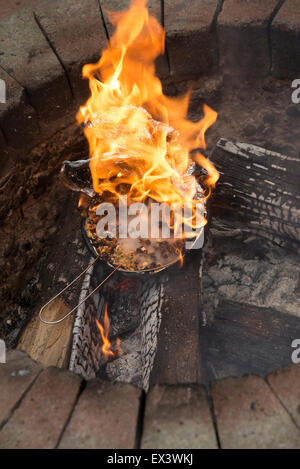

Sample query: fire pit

[0,0,299,403]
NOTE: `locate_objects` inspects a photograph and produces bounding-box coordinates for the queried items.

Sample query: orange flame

[77,0,219,232]
[95,304,121,359]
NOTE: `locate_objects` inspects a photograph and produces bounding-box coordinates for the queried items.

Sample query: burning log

[211,139,300,253]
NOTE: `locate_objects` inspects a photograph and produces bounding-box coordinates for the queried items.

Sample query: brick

[34,0,107,105]
[0,68,39,148]
[267,364,300,430]
[100,0,169,79]
[59,379,141,449]
[164,0,218,79]
[0,9,73,120]
[218,0,279,75]
[0,350,41,427]
[0,367,82,449]
[271,0,300,78]
[211,374,300,449]
[142,384,218,449]
[0,1,40,22]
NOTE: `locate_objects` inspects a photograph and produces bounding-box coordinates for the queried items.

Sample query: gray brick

[271,0,300,78]
[211,374,300,449]
[267,364,300,430]
[0,9,73,120]
[59,379,141,449]
[218,0,279,75]
[142,384,218,449]
[0,367,82,449]
[0,350,41,428]
[164,0,218,79]
[34,0,107,105]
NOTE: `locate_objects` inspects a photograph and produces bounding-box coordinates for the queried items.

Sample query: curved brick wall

[0,1,299,449]
[0,0,298,163]
[0,351,299,448]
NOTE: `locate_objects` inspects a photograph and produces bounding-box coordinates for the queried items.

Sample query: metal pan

[81,198,210,277]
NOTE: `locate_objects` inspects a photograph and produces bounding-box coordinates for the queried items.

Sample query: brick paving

[0,9,73,120]
[0,351,299,449]
[141,384,218,449]
[59,379,141,449]
[0,366,82,449]
[267,364,300,431]
[34,0,107,104]
[211,374,300,449]
[0,350,41,428]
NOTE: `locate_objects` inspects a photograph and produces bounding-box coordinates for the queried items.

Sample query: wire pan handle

[39,256,118,325]
[39,253,178,326]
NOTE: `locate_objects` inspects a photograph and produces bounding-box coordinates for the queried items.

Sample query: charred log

[210,139,300,253]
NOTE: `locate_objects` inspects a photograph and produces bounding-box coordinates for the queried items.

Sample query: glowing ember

[77,0,219,245]
[95,304,121,359]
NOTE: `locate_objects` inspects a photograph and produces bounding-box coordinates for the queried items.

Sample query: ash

[69,258,165,390]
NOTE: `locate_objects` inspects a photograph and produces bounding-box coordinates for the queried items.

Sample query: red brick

[100,0,169,79]
[0,9,73,120]
[164,0,218,79]
[211,374,300,449]
[34,0,107,105]
[267,364,300,430]
[218,0,279,75]
[271,0,300,78]
[0,367,82,449]
[142,384,218,449]
[59,379,141,449]
[0,350,41,428]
